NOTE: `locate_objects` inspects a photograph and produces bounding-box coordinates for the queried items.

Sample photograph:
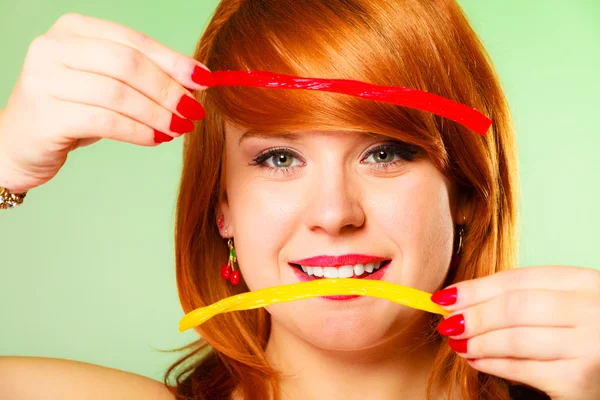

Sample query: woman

[0,1,598,399]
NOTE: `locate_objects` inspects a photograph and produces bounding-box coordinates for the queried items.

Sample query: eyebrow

[238,130,302,145]
[237,130,415,146]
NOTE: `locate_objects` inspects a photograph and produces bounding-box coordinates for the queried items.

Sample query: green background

[1,0,598,382]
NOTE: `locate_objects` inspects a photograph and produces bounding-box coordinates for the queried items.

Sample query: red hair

[165,1,519,399]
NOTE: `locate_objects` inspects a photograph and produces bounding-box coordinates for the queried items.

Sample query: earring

[220,237,241,285]
[455,224,465,255]
[450,216,466,268]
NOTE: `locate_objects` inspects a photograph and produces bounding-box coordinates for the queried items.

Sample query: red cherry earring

[220,237,240,285]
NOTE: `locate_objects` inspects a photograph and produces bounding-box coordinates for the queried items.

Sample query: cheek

[227,177,304,290]
[368,168,454,289]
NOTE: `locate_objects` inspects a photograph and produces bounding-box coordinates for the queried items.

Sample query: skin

[218,123,463,399]
[0,13,599,400]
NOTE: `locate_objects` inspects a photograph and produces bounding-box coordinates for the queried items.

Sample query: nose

[304,165,366,236]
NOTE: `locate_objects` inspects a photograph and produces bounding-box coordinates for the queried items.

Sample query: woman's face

[219,122,459,350]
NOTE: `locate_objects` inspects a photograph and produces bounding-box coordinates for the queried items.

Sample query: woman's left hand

[431,266,600,400]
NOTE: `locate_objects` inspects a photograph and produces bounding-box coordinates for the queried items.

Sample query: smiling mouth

[289,260,391,279]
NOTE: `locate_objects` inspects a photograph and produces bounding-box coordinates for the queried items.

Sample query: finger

[56,101,174,146]
[49,68,195,138]
[466,357,570,396]
[432,266,600,311]
[48,13,215,89]
[449,326,579,360]
[438,289,591,340]
[57,37,205,121]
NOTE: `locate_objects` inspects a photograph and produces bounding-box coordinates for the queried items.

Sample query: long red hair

[165,1,519,399]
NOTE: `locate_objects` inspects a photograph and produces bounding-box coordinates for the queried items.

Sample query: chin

[269,299,418,350]
[303,324,391,351]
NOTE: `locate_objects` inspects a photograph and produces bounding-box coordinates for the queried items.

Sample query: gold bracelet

[0,186,27,209]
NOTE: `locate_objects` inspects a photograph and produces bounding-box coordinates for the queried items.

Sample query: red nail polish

[448,338,468,353]
[191,66,217,87]
[437,314,465,336]
[154,130,173,144]
[176,95,205,120]
[431,287,458,306]
[170,114,195,134]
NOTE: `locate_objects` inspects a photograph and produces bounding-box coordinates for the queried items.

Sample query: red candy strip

[206,70,492,136]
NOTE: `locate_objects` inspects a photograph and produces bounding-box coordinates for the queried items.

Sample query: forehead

[225,121,384,145]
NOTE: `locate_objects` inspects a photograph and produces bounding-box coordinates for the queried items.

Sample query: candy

[207,70,493,135]
[179,278,449,332]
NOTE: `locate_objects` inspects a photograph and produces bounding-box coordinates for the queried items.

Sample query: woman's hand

[0,13,213,194]
[432,266,600,400]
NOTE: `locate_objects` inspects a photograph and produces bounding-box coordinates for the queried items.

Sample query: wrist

[0,109,25,194]
[0,156,28,195]
[0,163,28,194]
[0,186,27,209]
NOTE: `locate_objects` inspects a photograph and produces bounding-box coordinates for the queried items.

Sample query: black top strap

[508,384,551,400]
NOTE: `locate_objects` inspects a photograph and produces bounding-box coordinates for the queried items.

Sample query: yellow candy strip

[179,279,449,332]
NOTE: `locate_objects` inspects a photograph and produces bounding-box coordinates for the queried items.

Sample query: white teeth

[353,264,365,276]
[338,265,354,278]
[298,261,386,277]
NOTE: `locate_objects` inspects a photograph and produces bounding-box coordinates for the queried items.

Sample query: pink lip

[289,254,386,267]
[290,259,391,301]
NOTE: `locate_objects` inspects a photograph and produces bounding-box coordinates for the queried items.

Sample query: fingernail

[448,338,468,353]
[176,95,205,120]
[431,287,458,306]
[191,66,217,87]
[170,114,195,134]
[154,130,173,144]
[437,314,465,336]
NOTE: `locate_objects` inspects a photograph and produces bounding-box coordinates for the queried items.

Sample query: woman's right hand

[0,13,214,194]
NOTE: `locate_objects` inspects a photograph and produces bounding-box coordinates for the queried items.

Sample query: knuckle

[157,83,176,105]
[467,308,484,336]
[90,110,118,132]
[121,48,145,76]
[102,82,128,106]
[55,13,83,28]
[133,122,153,146]
[506,329,525,355]
[169,56,185,78]
[28,36,46,53]
[503,291,527,324]
[131,31,152,51]
[504,291,548,325]
[504,359,524,379]
[145,105,163,128]
[583,269,600,292]
[470,335,483,356]
[27,35,55,57]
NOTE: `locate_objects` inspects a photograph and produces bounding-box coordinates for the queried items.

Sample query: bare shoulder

[0,356,175,400]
